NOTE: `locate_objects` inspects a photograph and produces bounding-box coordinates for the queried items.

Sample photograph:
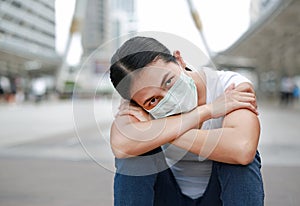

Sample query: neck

[188,70,207,106]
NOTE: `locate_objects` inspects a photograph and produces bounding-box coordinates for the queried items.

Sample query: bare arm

[171,108,260,165]
[110,85,257,158]
[110,105,211,158]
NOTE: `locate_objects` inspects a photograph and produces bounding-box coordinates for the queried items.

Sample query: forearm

[171,109,260,165]
[171,128,245,164]
[111,105,211,158]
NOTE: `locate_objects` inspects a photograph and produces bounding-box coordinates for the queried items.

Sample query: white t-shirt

[163,67,251,199]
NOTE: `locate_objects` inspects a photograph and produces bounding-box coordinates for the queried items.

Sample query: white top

[163,67,251,199]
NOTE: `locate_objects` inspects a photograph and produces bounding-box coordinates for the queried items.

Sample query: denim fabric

[114,149,264,206]
[213,151,265,206]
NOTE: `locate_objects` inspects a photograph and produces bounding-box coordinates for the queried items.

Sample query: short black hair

[110,36,177,99]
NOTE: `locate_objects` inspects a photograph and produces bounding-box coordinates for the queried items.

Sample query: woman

[109,36,264,206]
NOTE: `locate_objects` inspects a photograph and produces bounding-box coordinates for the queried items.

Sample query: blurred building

[77,0,137,95]
[214,0,300,97]
[82,0,137,58]
[250,0,280,24]
[111,0,137,51]
[82,0,110,56]
[0,0,61,101]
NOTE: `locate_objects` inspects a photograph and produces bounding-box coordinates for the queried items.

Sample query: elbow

[236,141,257,165]
[110,124,131,159]
[112,148,129,159]
[111,139,132,159]
[111,138,131,159]
[237,152,255,166]
[110,139,130,159]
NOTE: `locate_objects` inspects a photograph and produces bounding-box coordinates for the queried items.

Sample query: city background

[0,0,299,205]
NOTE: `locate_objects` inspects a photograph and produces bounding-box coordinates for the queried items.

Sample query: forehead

[129,60,180,98]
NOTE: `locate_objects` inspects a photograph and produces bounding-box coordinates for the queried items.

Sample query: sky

[55,0,251,65]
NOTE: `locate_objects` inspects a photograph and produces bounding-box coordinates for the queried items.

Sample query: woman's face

[130,58,183,110]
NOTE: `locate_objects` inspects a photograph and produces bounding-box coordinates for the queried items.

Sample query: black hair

[110,36,177,100]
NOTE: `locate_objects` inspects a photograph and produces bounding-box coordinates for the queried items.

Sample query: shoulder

[217,70,252,90]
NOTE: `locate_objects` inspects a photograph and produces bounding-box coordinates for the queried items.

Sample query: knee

[217,151,261,170]
[214,151,263,186]
[114,173,157,191]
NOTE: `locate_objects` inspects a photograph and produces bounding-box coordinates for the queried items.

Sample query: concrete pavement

[0,157,114,206]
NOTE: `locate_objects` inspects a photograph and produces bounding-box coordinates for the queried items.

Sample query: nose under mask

[146,72,198,119]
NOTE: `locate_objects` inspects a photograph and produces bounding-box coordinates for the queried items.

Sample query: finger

[119,110,148,121]
[237,90,255,96]
[250,98,258,109]
[121,99,130,104]
[117,108,141,117]
[235,83,255,94]
[115,110,130,118]
[119,104,127,110]
[234,92,257,109]
[128,105,143,112]
[236,95,256,103]
[117,109,133,116]
[248,100,257,109]
[235,91,255,98]
[119,101,129,109]
[118,110,143,121]
[227,90,254,97]
[228,91,254,102]
[135,114,148,122]
[225,83,235,93]
[119,99,128,108]
[119,101,135,110]
[240,102,259,115]
[234,92,256,101]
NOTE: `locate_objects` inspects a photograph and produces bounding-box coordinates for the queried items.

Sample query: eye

[165,77,174,87]
[149,97,158,106]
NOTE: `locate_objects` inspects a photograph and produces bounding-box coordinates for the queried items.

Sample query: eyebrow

[143,71,171,105]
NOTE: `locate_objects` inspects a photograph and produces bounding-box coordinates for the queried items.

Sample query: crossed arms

[110,83,260,165]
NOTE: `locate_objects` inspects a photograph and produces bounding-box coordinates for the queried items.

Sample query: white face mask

[146,72,198,119]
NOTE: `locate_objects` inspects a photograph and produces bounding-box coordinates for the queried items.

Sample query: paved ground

[0,158,114,206]
[0,98,299,205]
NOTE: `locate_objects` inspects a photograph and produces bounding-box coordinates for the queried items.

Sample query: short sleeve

[217,70,252,91]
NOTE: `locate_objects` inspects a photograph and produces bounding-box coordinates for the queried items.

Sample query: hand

[116,99,152,122]
[208,83,258,118]
[234,82,257,109]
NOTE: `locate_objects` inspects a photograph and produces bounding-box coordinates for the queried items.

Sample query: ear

[172,50,186,69]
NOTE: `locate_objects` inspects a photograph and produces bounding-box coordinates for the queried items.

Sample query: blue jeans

[114,148,264,206]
